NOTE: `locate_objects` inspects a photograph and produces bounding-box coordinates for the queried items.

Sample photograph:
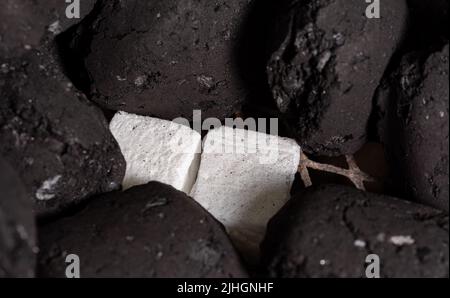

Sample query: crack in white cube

[110,112,201,193]
[190,126,301,260]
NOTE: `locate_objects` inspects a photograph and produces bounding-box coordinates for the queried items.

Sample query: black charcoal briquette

[0,49,125,216]
[377,43,449,211]
[85,0,252,120]
[262,185,449,278]
[38,182,248,278]
[266,0,407,156]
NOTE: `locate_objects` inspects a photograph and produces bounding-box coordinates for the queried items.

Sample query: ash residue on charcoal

[262,185,449,278]
[38,182,247,278]
[266,0,408,156]
[0,49,125,217]
[267,0,338,153]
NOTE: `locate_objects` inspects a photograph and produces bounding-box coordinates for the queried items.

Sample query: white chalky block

[110,112,201,193]
[190,126,301,260]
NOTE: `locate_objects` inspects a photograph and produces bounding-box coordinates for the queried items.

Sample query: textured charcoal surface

[0,49,125,217]
[377,43,449,212]
[0,158,36,278]
[84,0,252,121]
[266,0,407,156]
[38,182,248,278]
[262,185,449,278]
[0,0,96,59]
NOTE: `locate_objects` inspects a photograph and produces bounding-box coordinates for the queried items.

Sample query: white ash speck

[276,97,286,110]
[143,197,168,212]
[439,111,445,118]
[16,225,28,241]
[354,239,367,248]
[1,64,9,74]
[317,51,332,71]
[106,181,120,192]
[389,235,415,247]
[197,75,215,89]
[333,32,345,46]
[319,259,330,266]
[156,251,164,260]
[48,21,62,35]
[116,75,127,81]
[134,75,147,87]
[65,82,73,92]
[24,44,32,50]
[36,175,62,201]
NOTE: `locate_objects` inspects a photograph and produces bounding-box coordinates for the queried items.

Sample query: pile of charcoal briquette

[1,0,448,278]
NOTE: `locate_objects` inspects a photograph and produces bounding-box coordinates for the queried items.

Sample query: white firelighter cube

[190,126,301,260]
[110,112,201,193]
